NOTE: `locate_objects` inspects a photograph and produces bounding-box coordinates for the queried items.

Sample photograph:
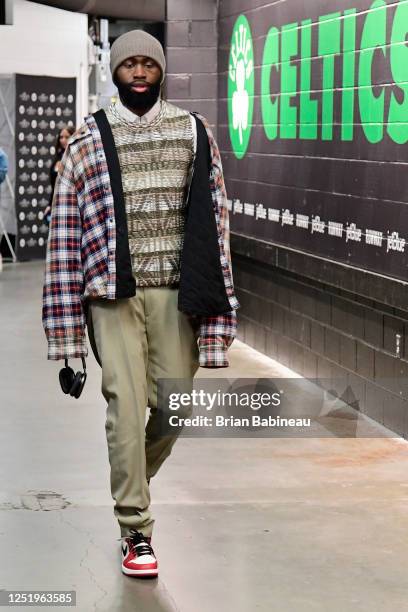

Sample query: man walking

[42,30,239,578]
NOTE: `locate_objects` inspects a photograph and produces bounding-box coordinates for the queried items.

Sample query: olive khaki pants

[87,286,199,538]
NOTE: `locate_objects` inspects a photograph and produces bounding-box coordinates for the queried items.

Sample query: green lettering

[341,10,357,141]
[387,0,408,144]
[280,23,298,139]
[299,19,318,140]
[318,12,341,140]
[358,0,387,144]
[261,27,280,140]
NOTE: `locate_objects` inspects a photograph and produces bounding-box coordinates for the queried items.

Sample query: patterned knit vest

[106,100,194,286]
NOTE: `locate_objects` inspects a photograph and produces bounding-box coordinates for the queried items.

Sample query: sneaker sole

[122,566,158,577]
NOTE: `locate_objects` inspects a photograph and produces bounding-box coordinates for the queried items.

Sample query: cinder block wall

[216,0,408,437]
[232,253,408,438]
[165,0,218,132]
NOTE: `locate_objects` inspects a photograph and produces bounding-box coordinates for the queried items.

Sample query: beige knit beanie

[110,30,166,84]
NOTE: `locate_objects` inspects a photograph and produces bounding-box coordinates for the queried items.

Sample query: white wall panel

[0,0,88,123]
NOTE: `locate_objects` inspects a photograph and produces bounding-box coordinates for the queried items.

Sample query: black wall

[232,245,408,437]
[218,0,408,434]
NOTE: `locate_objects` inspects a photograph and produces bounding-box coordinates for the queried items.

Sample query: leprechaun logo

[228,15,254,159]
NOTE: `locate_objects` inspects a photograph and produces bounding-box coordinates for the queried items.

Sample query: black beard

[114,79,161,113]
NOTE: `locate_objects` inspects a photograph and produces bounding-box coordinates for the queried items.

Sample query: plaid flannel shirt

[42,108,240,368]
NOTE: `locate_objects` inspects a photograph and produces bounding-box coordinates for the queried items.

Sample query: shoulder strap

[92,109,123,193]
[92,109,136,299]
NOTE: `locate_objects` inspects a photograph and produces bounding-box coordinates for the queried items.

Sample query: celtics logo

[228,15,254,159]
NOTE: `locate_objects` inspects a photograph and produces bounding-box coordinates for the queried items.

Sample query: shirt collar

[115,96,162,125]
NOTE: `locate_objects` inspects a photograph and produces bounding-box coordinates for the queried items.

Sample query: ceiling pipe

[27,0,166,20]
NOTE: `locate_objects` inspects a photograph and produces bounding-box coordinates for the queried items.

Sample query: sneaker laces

[117,531,152,543]
[127,529,153,556]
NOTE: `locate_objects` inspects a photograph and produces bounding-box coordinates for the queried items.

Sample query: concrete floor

[1,261,408,612]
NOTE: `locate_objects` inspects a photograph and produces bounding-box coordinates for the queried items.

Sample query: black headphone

[59,357,87,399]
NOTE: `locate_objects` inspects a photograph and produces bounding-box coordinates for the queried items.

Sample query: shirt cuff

[47,335,88,361]
[198,338,230,368]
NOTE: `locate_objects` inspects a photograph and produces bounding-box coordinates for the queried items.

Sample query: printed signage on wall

[14,74,76,260]
[222,0,408,281]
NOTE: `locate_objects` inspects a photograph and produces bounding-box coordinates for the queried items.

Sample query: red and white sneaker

[121,529,158,577]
